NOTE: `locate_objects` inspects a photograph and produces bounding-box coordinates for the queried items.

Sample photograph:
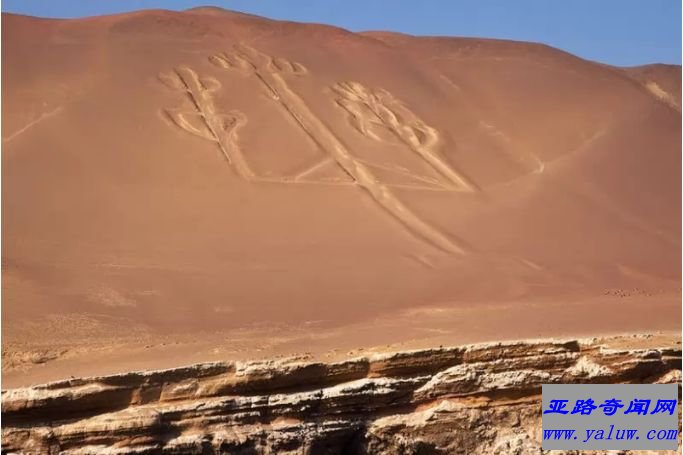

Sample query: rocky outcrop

[2,335,680,454]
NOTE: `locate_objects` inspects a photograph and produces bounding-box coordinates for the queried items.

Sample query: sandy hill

[2,8,680,386]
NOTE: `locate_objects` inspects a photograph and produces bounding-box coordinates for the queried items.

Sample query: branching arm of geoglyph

[159,66,253,180]
[332,81,477,192]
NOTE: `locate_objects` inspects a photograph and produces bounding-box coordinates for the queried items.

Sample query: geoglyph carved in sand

[161,44,467,254]
[158,67,253,180]
[332,81,477,191]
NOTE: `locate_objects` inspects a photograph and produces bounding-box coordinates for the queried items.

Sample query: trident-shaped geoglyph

[160,44,468,255]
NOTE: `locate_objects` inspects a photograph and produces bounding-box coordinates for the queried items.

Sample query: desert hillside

[2,8,681,386]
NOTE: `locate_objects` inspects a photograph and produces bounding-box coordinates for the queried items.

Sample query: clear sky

[3,0,680,67]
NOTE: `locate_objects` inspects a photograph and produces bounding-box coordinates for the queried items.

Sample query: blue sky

[3,0,680,66]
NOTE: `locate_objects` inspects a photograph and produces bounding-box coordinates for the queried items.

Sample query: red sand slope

[2,9,680,386]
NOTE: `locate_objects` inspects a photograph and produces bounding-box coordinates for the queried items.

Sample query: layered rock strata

[2,335,680,454]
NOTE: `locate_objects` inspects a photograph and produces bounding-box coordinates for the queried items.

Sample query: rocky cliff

[2,334,680,454]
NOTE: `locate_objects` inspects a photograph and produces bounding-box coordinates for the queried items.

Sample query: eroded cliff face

[2,334,680,454]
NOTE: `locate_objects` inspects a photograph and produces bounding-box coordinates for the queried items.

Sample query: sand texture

[2,9,681,387]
